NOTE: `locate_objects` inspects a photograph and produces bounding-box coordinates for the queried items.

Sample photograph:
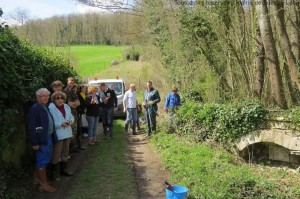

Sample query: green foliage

[176,101,266,142]
[151,132,300,198]
[0,28,78,150]
[289,107,300,130]
[0,17,78,197]
[279,106,300,132]
[124,46,140,61]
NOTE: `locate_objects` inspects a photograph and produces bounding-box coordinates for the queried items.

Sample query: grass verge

[66,120,138,199]
[150,132,300,199]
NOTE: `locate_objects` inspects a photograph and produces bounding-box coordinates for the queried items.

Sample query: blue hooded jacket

[164,93,181,110]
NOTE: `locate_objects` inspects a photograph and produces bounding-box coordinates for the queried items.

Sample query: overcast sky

[0,0,104,21]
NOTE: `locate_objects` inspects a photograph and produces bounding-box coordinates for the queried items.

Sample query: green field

[56,45,124,77]
[55,45,169,100]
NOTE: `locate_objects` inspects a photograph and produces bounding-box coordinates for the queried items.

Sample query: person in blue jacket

[164,87,181,131]
[28,88,57,193]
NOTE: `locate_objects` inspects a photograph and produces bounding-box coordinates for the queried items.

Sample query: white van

[88,79,126,117]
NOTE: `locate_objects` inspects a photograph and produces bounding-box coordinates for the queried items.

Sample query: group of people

[28,77,181,193]
[27,77,118,193]
[123,81,181,137]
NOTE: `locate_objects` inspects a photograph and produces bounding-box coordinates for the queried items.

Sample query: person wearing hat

[164,87,181,132]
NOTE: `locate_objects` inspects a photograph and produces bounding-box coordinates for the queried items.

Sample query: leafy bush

[0,26,78,151]
[176,101,266,142]
[151,132,300,198]
[0,10,78,198]
[284,107,300,131]
[124,46,140,61]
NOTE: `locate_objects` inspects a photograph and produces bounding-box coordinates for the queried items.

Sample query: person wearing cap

[164,87,181,132]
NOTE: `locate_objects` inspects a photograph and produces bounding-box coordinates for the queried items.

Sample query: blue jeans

[145,108,156,135]
[102,107,114,137]
[125,108,137,125]
[86,116,99,141]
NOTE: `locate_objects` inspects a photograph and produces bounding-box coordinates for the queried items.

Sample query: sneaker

[88,142,95,146]
[140,120,146,125]
[82,133,88,138]
[92,139,100,143]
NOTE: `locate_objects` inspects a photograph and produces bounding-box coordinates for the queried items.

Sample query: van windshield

[90,82,123,96]
[105,82,123,95]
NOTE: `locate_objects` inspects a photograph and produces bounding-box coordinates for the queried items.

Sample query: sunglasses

[55,96,64,100]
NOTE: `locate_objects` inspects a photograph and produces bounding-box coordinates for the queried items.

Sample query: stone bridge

[236,129,300,152]
[235,117,300,163]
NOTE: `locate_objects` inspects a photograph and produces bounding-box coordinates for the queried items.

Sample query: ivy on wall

[176,101,267,142]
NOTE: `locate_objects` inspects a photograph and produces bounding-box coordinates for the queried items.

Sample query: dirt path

[127,132,170,199]
[31,134,94,199]
[30,123,169,199]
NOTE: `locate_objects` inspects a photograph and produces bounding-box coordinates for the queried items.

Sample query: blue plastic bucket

[166,185,188,199]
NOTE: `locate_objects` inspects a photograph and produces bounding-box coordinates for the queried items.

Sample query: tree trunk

[274,0,300,94]
[288,3,300,62]
[254,26,265,99]
[256,0,287,109]
[283,59,298,105]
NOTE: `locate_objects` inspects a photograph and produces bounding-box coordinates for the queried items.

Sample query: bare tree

[254,26,265,99]
[8,7,30,25]
[273,0,300,96]
[287,3,300,62]
[256,0,287,109]
[75,0,142,13]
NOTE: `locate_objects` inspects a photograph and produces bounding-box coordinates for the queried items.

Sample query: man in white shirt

[123,84,138,135]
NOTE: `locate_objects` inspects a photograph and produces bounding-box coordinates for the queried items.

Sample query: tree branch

[75,0,143,13]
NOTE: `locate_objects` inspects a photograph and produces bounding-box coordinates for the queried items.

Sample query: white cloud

[76,4,106,14]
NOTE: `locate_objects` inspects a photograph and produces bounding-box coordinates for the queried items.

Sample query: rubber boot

[76,134,85,150]
[125,123,129,133]
[137,120,141,130]
[103,123,107,135]
[50,164,60,181]
[132,123,137,135]
[60,162,73,176]
[109,126,113,139]
[37,168,57,193]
